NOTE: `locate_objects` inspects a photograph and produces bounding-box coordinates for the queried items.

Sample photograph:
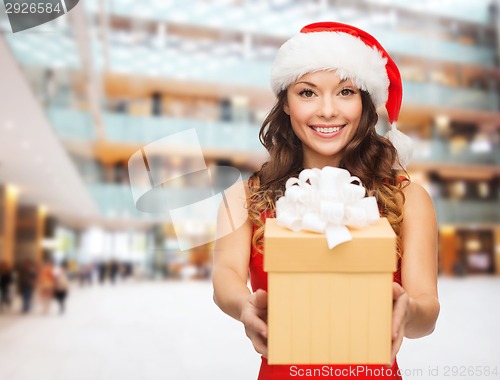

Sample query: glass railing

[434,199,500,224]
[47,108,96,140]
[88,183,153,220]
[48,107,266,152]
[403,82,498,112]
[90,183,500,224]
[47,108,499,165]
[377,31,494,66]
[103,113,264,152]
[88,183,230,222]
[412,139,500,166]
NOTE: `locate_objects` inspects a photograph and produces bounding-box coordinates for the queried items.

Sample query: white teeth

[312,126,342,133]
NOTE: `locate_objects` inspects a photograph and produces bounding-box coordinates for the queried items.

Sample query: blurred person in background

[17,258,37,314]
[38,256,55,314]
[0,260,14,312]
[109,259,119,284]
[42,68,59,107]
[53,261,69,314]
[78,262,94,287]
[97,260,107,284]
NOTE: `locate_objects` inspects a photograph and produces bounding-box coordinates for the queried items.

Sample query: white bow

[276,167,380,249]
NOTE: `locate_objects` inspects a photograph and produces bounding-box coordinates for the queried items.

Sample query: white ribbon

[276,167,380,249]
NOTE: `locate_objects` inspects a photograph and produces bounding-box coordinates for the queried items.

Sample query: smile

[309,124,345,135]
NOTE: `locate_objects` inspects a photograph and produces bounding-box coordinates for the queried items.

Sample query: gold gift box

[264,217,396,365]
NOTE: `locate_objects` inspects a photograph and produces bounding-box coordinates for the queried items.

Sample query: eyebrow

[295,78,349,87]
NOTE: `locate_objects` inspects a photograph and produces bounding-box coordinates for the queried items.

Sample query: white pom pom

[385,123,413,169]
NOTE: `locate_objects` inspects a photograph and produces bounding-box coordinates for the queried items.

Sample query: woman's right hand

[240,289,268,357]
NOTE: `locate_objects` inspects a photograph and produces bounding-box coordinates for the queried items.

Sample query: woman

[212,22,439,380]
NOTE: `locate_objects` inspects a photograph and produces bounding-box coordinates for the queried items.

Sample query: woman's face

[284,70,363,168]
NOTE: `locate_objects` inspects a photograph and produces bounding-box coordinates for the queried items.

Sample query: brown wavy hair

[248,89,409,256]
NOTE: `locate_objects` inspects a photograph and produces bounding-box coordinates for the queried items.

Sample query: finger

[392,289,408,338]
[248,331,268,357]
[253,289,268,310]
[249,291,268,323]
[390,328,404,365]
[259,309,267,324]
[247,312,268,338]
[392,295,408,338]
[392,308,402,339]
[255,307,268,323]
[392,282,404,301]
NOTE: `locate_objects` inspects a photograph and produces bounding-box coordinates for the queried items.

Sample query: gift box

[264,217,396,365]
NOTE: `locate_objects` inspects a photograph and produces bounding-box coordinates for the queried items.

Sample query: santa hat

[270,21,413,168]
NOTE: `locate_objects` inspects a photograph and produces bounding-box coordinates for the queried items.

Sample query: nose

[318,96,338,119]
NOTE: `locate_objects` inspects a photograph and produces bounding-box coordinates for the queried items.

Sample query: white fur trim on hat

[271,32,390,107]
[385,122,414,169]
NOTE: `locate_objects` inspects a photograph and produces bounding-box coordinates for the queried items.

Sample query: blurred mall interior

[0,1,499,379]
[0,0,499,280]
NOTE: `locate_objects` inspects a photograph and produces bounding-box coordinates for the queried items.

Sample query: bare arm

[211,180,268,356]
[391,182,440,361]
[212,180,253,319]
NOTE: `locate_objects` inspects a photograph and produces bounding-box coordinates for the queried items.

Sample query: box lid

[264,218,396,273]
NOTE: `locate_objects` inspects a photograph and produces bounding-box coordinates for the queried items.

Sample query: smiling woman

[212,21,439,380]
[284,72,363,168]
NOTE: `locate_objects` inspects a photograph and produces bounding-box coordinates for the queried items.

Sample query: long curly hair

[248,89,409,256]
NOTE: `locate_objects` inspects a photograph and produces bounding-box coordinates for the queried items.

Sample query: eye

[298,89,315,98]
[339,88,356,96]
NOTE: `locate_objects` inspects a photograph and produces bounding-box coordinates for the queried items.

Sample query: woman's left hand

[391,282,411,365]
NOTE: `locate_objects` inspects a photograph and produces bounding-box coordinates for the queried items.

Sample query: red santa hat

[270,21,413,168]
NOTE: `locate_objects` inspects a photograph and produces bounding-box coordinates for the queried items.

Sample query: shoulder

[217,179,251,228]
[402,182,433,207]
[225,179,251,200]
[401,182,437,227]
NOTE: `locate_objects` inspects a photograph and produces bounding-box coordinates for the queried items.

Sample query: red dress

[249,210,403,380]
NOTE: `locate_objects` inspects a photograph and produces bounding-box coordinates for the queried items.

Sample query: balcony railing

[403,82,499,112]
[48,108,96,140]
[48,108,499,167]
[412,139,499,166]
[47,108,266,153]
[89,183,499,225]
[90,183,500,224]
[88,183,235,222]
[88,184,137,220]
[434,199,500,224]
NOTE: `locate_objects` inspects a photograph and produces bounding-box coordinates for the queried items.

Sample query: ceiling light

[6,184,20,197]
[39,205,48,215]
